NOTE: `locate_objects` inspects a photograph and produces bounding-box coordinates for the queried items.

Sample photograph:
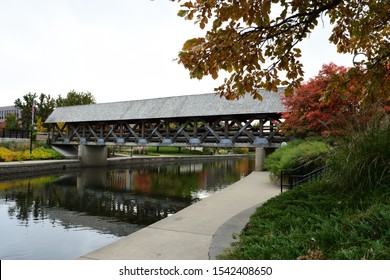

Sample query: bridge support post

[255,147,266,171]
[78,145,107,166]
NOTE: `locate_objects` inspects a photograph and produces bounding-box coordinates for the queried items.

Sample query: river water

[0,157,255,259]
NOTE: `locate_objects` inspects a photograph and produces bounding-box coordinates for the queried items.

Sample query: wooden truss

[50,114,284,147]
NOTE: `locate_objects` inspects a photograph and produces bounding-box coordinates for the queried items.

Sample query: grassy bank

[220,121,389,260]
[220,178,390,260]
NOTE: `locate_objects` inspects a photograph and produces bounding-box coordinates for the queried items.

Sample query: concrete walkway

[79,171,280,260]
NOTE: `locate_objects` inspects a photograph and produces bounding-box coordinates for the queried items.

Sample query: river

[0,156,254,259]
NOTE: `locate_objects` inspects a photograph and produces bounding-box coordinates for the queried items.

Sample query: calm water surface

[0,157,254,259]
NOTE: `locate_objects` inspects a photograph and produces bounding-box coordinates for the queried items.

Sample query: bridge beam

[78,145,107,167]
[50,113,284,148]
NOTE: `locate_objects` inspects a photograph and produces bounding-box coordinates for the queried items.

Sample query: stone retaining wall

[106,154,250,166]
[0,160,80,180]
[0,154,254,180]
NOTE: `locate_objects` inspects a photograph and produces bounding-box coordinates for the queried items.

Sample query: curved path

[79,171,280,260]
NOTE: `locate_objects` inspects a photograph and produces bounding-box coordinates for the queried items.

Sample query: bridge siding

[47,90,286,148]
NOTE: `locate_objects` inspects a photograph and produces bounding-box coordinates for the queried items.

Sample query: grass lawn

[220,177,390,260]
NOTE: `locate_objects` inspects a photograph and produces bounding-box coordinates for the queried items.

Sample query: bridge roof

[45,89,286,123]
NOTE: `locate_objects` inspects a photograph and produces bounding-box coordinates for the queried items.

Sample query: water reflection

[0,157,254,259]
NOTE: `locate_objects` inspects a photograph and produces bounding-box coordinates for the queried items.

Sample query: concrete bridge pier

[255,147,278,171]
[255,147,266,171]
[78,145,107,167]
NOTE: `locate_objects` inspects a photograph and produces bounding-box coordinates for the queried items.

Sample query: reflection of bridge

[45,89,286,166]
[0,158,252,240]
[0,173,191,236]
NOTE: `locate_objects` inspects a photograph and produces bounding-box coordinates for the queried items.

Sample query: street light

[30,100,35,154]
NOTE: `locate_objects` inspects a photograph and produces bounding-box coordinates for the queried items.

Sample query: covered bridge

[45,89,286,166]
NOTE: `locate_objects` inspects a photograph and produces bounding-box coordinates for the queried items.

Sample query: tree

[14,92,36,130]
[56,90,96,107]
[172,0,389,103]
[36,94,56,123]
[36,93,56,131]
[280,63,379,139]
[14,90,96,130]
[14,93,56,130]
[4,114,19,130]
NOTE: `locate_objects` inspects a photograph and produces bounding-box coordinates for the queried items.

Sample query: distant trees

[14,90,96,130]
[37,93,57,124]
[4,114,19,130]
[55,90,96,107]
[14,92,37,130]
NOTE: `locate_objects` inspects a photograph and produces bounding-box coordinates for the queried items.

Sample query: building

[0,106,22,129]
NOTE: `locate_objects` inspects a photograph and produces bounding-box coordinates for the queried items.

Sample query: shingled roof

[45,88,286,123]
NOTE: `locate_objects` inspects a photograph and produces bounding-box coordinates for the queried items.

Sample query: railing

[0,129,30,139]
[280,164,328,193]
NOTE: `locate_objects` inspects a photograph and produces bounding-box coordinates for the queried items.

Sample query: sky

[0,0,354,106]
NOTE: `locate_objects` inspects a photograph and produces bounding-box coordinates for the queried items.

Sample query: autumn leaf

[172,0,389,103]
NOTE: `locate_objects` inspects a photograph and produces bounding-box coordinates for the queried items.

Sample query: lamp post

[30,100,35,154]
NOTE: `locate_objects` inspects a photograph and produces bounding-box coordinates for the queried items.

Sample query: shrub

[0,146,62,162]
[265,140,329,183]
[0,141,30,152]
[30,147,63,160]
[233,147,250,154]
[0,147,18,162]
[327,115,390,192]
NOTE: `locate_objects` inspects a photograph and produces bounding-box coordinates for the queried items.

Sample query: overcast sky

[0,0,354,106]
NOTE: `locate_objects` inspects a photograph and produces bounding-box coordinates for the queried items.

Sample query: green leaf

[177,10,188,17]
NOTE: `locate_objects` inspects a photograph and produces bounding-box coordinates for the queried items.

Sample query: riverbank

[79,171,280,260]
[0,154,254,180]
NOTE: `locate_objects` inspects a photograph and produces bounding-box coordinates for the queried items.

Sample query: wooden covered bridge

[45,89,286,165]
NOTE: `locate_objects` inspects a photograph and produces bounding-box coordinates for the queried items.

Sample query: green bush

[264,140,329,183]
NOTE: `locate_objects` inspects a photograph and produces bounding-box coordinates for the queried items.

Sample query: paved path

[79,171,280,260]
